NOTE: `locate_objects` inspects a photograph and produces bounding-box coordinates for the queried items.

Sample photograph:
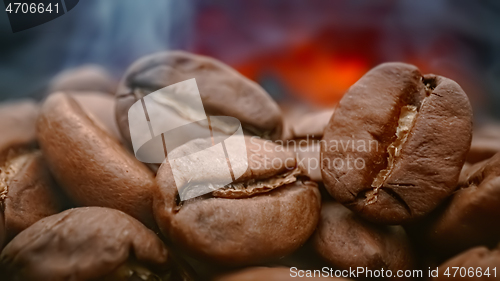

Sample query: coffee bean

[0,207,170,281]
[283,108,334,141]
[36,92,156,227]
[321,62,473,224]
[423,152,500,254]
[293,142,323,182]
[281,109,334,182]
[467,124,500,164]
[49,65,117,94]
[154,136,320,265]
[433,246,500,281]
[313,202,415,279]
[115,51,283,149]
[71,91,123,143]
[214,267,350,280]
[0,149,64,247]
[0,100,38,161]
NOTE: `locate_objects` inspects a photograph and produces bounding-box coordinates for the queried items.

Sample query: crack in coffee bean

[321,62,472,224]
[369,105,418,204]
[0,150,33,206]
[212,166,302,199]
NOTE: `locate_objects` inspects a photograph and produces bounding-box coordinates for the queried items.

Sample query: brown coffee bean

[115,51,283,148]
[313,202,415,279]
[433,246,500,281]
[466,124,500,164]
[279,142,323,182]
[321,62,473,224]
[214,267,350,280]
[49,65,116,94]
[424,152,500,254]
[36,92,156,227]
[281,109,334,182]
[0,100,38,161]
[0,207,170,281]
[0,149,64,247]
[71,91,123,143]
[283,108,334,141]
[154,136,320,265]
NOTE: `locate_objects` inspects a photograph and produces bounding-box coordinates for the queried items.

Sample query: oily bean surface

[313,202,415,279]
[36,92,156,227]
[0,207,168,281]
[433,246,500,281]
[321,62,472,224]
[154,137,320,265]
[1,150,64,244]
[424,152,500,254]
[115,50,283,147]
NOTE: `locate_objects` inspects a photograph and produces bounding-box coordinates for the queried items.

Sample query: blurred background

[1,0,500,123]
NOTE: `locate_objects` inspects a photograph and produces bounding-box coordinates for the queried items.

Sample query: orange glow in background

[235,41,368,106]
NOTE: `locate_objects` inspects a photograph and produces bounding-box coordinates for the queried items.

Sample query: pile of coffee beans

[0,51,498,280]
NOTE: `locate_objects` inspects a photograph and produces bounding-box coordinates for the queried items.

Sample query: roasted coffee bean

[214,267,350,280]
[466,124,500,164]
[49,65,116,94]
[423,152,500,254]
[313,202,414,279]
[321,62,473,224]
[36,92,156,227]
[293,142,323,182]
[283,108,334,141]
[433,246,500,281]
[71,91,123,143]
[281,109,334,182]
[0,207,172,281]
[0,149,64,247]
[154,136,320,265]
[0,100,38,161]
[115,51,283,149]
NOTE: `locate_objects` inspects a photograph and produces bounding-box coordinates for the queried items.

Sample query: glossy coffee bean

[115,51,283,148]
[321,62,473,224]
[0,149,64,247]
[154,136,320,265]
[313,202,415,279]
[36,92,156,227]
[49,65,116,94]
[1,207,170,281]
[433,246,500,281]
[424,152,500,254]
